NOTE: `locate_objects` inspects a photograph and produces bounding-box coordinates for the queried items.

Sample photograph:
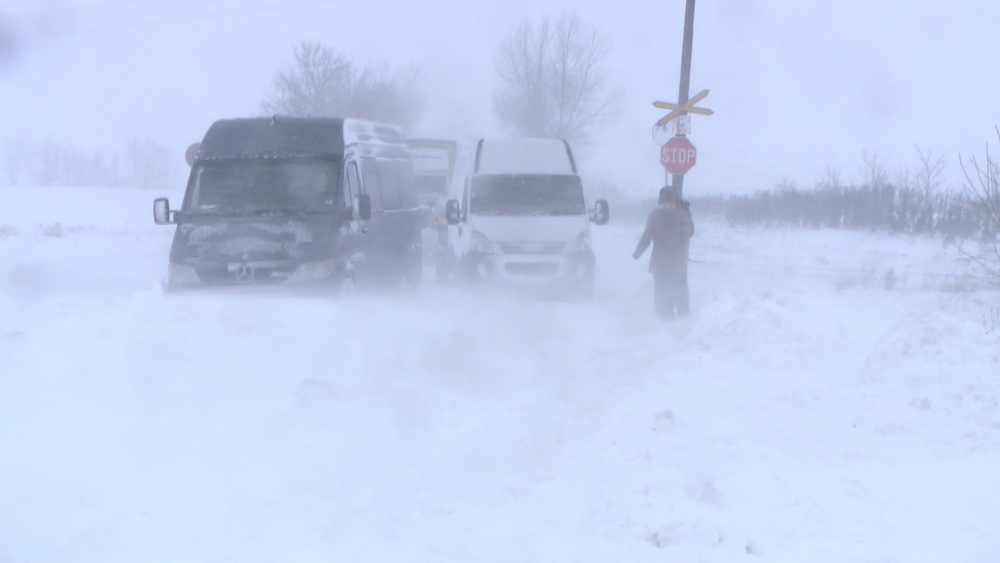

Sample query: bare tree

[36,137,62,186]
[262,42,353,118]
[893,162,913,191]
[493,13,615,145]
[261,42,426,132]
[124,136,176,189]
[959,127,1000,284]
[860,150,890,189]
[352,62,426,132]
[818,163,843,190]
[61,146,120,187]
[3,137,32,185]
[914,145,946,195]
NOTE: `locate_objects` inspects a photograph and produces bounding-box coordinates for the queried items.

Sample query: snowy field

[2,185,999,562]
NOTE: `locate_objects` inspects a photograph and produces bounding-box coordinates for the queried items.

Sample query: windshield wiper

[251,208,307,217]
[188,208,249,216]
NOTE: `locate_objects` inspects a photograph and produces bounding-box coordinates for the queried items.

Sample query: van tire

[403,262,422,290]
[580,273,595,299]
[435,252,451,284]
[460,255,481,285]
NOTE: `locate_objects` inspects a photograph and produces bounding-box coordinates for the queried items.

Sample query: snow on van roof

[475,138,577,175]
[410,147,452,174]
[342,119,407,148]
[408,139,458,175]
[197,117,405,160]
[199,117,346,160]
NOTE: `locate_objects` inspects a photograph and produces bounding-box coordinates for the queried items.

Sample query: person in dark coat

[633,186,695,318]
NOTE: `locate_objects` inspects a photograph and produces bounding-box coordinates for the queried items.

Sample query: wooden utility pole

[670,0,697,199]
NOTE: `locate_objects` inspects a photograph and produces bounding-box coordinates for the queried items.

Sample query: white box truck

[407,138,458,281]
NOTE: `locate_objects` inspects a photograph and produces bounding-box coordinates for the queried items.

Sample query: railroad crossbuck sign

[653,89,713,128]
[660,136,697,175]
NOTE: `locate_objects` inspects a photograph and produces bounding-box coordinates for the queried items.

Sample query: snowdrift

[1,186,998,562]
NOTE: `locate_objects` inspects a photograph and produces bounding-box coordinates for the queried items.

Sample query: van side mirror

[357,194,372,221]
[591,199,609,225]
[445,199,461,225]
[153,198,176,225]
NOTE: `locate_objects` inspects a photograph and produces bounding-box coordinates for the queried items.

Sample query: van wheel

[338,269,357,297]
[435,252,451,284]
[403,262,422,290]
[460,256,481,285]
[567,270,595,301]
[580,273,595,299]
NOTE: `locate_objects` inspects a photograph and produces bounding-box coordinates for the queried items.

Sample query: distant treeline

[718,184,987,240]
[605,194,732,226]
[607,185,987,240]
[1,136,179,190]
[602,147,1000,242]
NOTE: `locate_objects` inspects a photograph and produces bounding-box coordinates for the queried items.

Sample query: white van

[443,138,609,292]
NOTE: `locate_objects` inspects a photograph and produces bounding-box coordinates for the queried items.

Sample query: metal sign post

[673,0,697,198]
[644,1,703,275]
[652,87,711,186]
[652,0,711,198]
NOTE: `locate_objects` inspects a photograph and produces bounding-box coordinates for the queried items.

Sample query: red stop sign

[185,143,201,167]
[660,136,697,175]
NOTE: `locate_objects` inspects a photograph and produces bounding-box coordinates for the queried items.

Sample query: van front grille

[505,262,559,276]
[498,241,565,254]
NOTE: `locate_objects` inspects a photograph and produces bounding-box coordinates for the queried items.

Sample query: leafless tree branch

[124,136,176,189]
[957,126,1000,284]
[914,144,946,195]
[3,137,32,185]
[261,42,426,132]
[861,149,889,189]
[492,14,615,146]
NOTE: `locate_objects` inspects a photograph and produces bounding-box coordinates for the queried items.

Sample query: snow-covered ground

[1,186,999,562]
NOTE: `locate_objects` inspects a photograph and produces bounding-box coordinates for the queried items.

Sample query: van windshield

[183,159,342,214]
[470,175,585,216]
[415,175,449,196]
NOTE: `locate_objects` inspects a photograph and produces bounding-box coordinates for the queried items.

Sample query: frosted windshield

[415,175,449,195]
[184,159,342,214]
[470,175,585,216]
[476,139,575,174]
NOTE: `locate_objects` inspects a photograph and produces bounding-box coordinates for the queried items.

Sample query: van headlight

[168,262,201,286]
[470,231,496,255]
[288,259,338,282]
[568,230,592,252]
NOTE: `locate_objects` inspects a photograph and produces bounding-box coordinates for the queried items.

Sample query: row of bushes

[605,184,991,245]
[717,183,988,240]
[1,136,179,190]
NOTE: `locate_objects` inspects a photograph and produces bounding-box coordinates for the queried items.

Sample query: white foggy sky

[1,0,998,196]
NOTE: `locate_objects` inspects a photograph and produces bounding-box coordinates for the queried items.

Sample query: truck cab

[153,117,421,289]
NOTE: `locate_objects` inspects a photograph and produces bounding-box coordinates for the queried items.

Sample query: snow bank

[1,186,998,562]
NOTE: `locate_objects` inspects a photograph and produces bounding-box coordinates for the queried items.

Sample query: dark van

[153,116,422,288]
